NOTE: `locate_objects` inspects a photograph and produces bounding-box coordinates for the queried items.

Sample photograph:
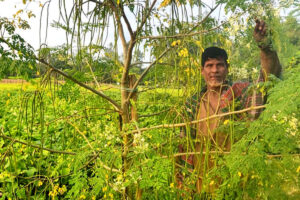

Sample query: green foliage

[0,17,36,79]
[0,0,299,199]
[212,64,300,199]
[0,81,182,199]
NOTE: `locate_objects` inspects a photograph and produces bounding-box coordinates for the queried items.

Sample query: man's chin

[207,81,224,89]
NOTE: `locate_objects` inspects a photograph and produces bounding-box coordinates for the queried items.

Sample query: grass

[0,82,33,90]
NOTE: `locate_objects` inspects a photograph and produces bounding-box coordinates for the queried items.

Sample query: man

[177,20,282,195]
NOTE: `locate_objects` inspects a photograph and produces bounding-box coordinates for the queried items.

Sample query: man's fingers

[255,19,260,32]
[262,24,268,36]
[259,21,265,31]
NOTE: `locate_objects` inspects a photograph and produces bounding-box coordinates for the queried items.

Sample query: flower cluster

[133,133,149,153]
[287,115,298,136]
[171,40,181,47]
[272,113,298,136]
[178,48,189,57]
[49,184,67,198]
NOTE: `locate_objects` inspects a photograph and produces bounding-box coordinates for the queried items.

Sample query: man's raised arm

[254,19,282,79]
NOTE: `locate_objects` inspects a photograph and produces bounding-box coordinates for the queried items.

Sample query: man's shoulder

[219,81,250,108]
[229,81,250,96]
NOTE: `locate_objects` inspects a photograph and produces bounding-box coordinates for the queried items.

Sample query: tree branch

[66,121,96,155]
[136,4,220,41]
[135,0,158,35]
[120,6,134,37]
[164,151,300,159]
[187,4,220,34]
[139,108,170,118]
[88,0,104,5]
[125,47,170,102]
[130,61,174,67]
[38,58,122,112]
[0,37,122,111]
[0,133,76,155]
[138,22,226,40]
[126,105,266,134]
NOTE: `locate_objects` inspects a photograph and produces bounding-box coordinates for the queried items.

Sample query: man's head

[201,47,229,90]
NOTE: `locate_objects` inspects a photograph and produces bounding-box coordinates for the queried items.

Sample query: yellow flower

[171,40,181,47]
[195,41,201,47]
[209,180,214,186]
[58,185,67,195]
[223,119,229,125]
[49,190,57,197]
[38,181,43,187]
[79,194,86,200]
[238,172,242,177]
[109,193,113,198]
[227,59,230,64]
[296,166,300,173]
[102,187,107,192]
[105,174,109,180]
[170,183,174,188]
[178,48,189,57]
[92,196,96,200]
[7,93,10,97]
[6,100,10,105]
[159,0,171,9]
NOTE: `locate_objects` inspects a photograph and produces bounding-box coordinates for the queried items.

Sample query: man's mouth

[210,76,221,80]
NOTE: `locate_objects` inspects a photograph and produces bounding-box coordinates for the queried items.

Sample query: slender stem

[66,121,96,155]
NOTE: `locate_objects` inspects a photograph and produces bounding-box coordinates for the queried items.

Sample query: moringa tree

[0,0,296,199]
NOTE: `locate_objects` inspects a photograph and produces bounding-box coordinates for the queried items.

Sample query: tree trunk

[129,75,143,199]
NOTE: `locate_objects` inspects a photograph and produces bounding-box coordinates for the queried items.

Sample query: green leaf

[25,167,37,176]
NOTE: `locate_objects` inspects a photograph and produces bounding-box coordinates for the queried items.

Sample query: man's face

[201,57,228,90]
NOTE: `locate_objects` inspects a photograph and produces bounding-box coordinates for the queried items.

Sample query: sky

[0,0,221,51]
[0,0,293,52]
[0,0,66,49]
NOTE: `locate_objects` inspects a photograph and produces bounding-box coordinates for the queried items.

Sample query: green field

[0,67,299,199]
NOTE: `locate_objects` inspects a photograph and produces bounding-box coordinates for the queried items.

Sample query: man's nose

[211,65,218,72]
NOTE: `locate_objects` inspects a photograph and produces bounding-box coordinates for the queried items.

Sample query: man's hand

[253,19,281,78]
[253,19,271,49]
